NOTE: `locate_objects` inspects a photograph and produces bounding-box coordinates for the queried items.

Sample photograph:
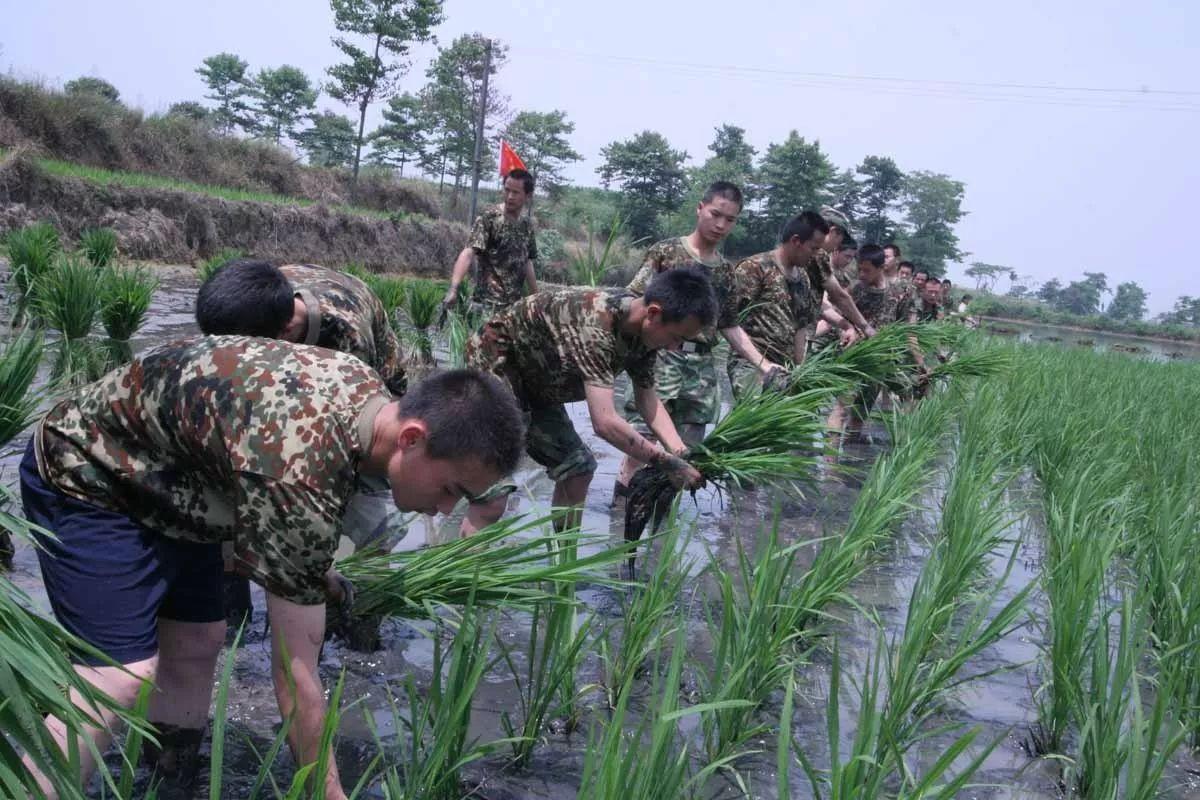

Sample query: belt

[679,341,713,355]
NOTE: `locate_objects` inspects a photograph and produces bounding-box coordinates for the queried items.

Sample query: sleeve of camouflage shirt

[232,472,345,606]
[467,211,492,254]
[371,295,408,395]
[712,261,739,330]
[625,241,666,296]
[727,257,764,328]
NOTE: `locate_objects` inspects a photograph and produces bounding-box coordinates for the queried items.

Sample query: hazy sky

[4,0,1197,313]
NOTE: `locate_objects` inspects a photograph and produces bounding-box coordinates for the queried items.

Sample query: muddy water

[4,266,1200,798]
[979,317,1200,362]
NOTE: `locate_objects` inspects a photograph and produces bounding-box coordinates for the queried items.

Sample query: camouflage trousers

[622,347,721,438]
[726,355,763,403]
[474,404,598,503]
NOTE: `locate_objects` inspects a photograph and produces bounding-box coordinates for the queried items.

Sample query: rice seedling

[403,278,443,363]
[567,215,626,287]
[362,274,408,326]
[98,265,157,367]
[601,517,695,702]
[35,253,107,385]
[442,308,478,369]
[371,601,503,800]
[78,227,118,269]
[5,221,60,326]
[579,625,748,799]
[337,514,634,620]
[0,331,43,448]
[197,248,244,283]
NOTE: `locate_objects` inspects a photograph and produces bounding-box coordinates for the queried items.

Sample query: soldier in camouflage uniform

[463,269,713,534]
[914,278,946,322]
[196,259,408,396]
[807,237,861,355]
[197,259,410,627]
[18,338,522,799]
[616,181,785,492]
[444,168,539,321]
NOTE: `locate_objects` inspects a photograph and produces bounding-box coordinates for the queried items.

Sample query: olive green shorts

[474,404,598,503]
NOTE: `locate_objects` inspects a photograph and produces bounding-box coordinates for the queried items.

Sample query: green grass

[197,248,244,283]
[33,155,399,221]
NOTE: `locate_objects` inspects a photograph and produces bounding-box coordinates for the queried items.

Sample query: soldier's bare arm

[720,325,781,376]
[267,595,348,800]
[793,329,808,364]
[445,247,476,305]
[523,259,538,296]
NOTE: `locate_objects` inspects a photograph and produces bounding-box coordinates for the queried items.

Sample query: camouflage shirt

[850,281,904,328]
[832,257,858,289]
[625,237,737,342]
[281,264,407,396]
[467,288,657,407]
[915,301,944,322]
[727,251,816,365]
[35,337,390,606]
[467,205,538,308]
[887,276,916,322]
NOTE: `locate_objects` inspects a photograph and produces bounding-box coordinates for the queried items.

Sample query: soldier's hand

[839,327,860,348]
[654,451,704,491]
[324,570,355,614]
[762,366,789,393]
[863,324,878,338]
[442,285,459,309]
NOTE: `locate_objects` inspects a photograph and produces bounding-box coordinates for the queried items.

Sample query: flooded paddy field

[4,264,1200,798]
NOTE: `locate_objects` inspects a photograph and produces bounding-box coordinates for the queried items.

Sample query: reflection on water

[981,317,1200,362]
[4,266,1200,798]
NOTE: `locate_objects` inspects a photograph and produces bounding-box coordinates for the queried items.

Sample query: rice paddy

[3,258,1200,798]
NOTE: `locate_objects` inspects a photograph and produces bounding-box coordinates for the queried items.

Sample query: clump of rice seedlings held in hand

[36,253,106,385]
[78,227,118,269]
[5,221,61,326]
[99,265,157,366]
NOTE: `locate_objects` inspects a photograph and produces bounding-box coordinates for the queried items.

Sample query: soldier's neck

[684,230,717,261]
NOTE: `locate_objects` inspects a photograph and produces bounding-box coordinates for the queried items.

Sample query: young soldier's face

[922,282,942,305]
[695,197,740,245]
[386,425,500,516]
[914,274,928,289]
[822,227,843,253]
[502,177,529,214]
[832,248,854,269]
[884,248,898,266]
[899,266,913,280]
[858,261,881,283]
[641,308,704,351]
[941,283,952,300]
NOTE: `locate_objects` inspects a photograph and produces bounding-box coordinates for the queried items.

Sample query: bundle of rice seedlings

[0,332,43,447]
[443,308,478,368]
[404,278,444,363]
[5,221,60,326]
[98,265,157,366]
[197,248,244,283]
[790,322,962,395]
[337,514,634,619]
[624,385,831,543]
[364,274,407,323]
[78,227,118,269]
[36,254,106,385]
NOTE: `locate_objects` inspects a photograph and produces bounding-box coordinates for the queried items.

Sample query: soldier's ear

[396,419,429,450]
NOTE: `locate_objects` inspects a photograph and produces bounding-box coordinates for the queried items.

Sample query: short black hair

[884,243,902,257]
[643,265,718,327]
[857,244,886,268]
[897,260,915,271]
[701,180,744,211]
[196,259,294,338]
[914,268,930,280]
[941,278,952,286]
[399,369,524,475]
[505,168,535,195]
[839,234,858,251]
[963,294,973,302]
[780,212,826,245]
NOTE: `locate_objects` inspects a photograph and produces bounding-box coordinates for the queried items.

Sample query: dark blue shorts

[19,441,225,666]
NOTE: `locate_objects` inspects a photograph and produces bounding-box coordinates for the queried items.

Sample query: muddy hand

[654,451,704,491]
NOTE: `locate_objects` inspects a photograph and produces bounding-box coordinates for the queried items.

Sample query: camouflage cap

[819,206,852,235]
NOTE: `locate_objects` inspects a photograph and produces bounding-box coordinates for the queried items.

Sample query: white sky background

[3,0,1197,313]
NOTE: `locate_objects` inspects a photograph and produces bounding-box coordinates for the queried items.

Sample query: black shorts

[19,442,224,666]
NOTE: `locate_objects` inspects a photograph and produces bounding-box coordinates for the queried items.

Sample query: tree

[753,131,834,247]
[325,0,445,198]
[965,262,1015,293]
[1106,281,1148,322]
[855,155,905,245]
[197,52,254,135]
[1162,296,1200,327]
[900,170,967,276]
[1037,278,1064,306]
[421,34,508,206]
[367,92,425,177]
[297,111,357,168]
[251,65,318,144]
[708,124,756,175]
[503,110,582,193]
[166,101,210,122]
[64,76,120,103]
[597,130,688,242]
[665,124,759,253]
[1051,272,1109,315]
[827,169,863,231]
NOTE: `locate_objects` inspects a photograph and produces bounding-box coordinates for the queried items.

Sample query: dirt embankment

[0,150,469,277]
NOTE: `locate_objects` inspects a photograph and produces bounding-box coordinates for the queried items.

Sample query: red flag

[499,140,526,177]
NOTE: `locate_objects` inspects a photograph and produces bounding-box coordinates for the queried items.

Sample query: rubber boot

[141,723,205,799]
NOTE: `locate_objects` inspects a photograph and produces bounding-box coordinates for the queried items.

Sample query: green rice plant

[403,279,443,363]
[790,322,963,395]
[443,308,478,369]
[78,227,118,269]
[371,601,503,800]
[567,216,625,287]
[99,265,157,341]
[5,221,60,326]
[363,274,407,322]
[337,514,634,620]
[197,248,244,283]
[579,625,748,799]
[36,254,107,385]
[0,331,43,447]
[341,262,370,282]
[601,518,695,702]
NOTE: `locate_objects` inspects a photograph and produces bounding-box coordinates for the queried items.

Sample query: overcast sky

[4,0,1197,313]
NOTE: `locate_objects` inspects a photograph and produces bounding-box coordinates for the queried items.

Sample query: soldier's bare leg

[461,495,508,536]
[25,657,158,799]
[552,472,593,532]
